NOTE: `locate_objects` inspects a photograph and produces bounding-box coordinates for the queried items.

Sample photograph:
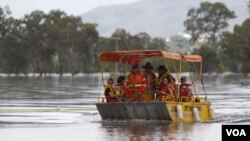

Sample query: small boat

[96,50,214,122]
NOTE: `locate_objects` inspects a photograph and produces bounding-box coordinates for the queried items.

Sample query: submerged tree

[44,10,98,75]
[0,7,29,75]
[23,10,54,76]
[0,19,29,75]
[184,2,236,45]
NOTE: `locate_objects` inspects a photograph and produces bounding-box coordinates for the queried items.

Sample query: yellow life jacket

[104,84,116,96]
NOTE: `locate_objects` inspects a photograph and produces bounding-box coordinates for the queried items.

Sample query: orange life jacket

[126,71,146,91]
[179,83,191,97]
[158,84,175,102]
[125,71,146,102]
[155,73,176,93]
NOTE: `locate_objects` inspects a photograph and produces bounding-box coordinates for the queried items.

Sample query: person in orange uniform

[179,76,192,102]
[104,78,118,103]
[125,64,146,102]
[158,77,175,102]
[155,65,176,99]
[142,62,156,101]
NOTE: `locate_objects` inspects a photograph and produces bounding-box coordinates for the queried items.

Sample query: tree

[78,23,99,73]
[193,45,220,73]
[44,10,99,75]
[167,35,194,53]
[136,32,151,50]
[0,19,29,75]
[109,28,133,51]
[0,6,12,40]
[184,2,236,45]
[221,19,250,75]
[148,37,169,51]
[23,10,54,76]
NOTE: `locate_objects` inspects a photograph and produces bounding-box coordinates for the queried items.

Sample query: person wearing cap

[179,76,192,102]
[154,65,176,100]
[125,63,146,102]
[104,78,118,103]
[142,62,156,101]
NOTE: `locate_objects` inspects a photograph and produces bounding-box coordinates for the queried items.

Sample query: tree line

[184,1,250,75]
[0,6,168,76]
[1,1,250,76]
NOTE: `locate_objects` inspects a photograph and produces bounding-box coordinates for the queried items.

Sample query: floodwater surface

[0,73,249,141]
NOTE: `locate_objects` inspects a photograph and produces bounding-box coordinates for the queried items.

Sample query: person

[157,77,175,102]
[125,64,146,102]
[179,76,192,102]
[142,62,156,101]
[114,75,126,101]
[104,78,118,103]
[154,65,176,99]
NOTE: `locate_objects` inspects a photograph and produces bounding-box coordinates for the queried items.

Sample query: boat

[96,50,214,122]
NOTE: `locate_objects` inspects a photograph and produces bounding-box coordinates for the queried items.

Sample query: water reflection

[0,73,249,141]
[99,121,220,141]
[0,75,101,107]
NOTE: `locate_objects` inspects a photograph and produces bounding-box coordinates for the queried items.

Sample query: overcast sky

[0,0,139,18]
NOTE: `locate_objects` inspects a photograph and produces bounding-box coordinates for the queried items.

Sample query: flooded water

[0,73,249,141]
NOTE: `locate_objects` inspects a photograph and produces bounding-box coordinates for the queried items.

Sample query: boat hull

[95,101,212,122]
[96,102,171,120]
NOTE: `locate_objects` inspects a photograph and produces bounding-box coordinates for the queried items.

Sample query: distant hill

[81,0,249,38]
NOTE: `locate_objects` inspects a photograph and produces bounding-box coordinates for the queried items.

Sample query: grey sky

[0,0,138,18]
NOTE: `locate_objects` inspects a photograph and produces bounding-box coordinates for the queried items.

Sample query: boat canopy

[99,50,202,64]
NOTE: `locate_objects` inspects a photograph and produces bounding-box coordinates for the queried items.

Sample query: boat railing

[179,96,192,103]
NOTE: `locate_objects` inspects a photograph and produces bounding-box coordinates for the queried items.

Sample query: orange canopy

[99,50,202,64]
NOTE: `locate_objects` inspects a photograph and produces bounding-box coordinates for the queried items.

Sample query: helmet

[107,78,114,84]
[180,76,186,81]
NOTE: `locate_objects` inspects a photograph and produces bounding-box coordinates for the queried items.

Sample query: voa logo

[226,129,246,136]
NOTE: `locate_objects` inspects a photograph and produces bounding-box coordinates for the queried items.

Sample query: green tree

[44,10,99,75]
[78,23,99,73]
[184,2,236,45]
[44,10,73,76]
[193,45,220,73]
[0,6,12,40]
[221,19,250,75]
[23,10,54,76]
[136,32,151,50]
[109,28,133,51]
[0,19,29,75]
[148,37,169,51]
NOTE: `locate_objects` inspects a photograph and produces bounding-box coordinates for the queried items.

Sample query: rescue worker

[155,65,176,99]
[179,76,192,102]
[114,75,126,101]
[104,78,118,103]
[158,77,175,102]
[142,62,156,101]
[125,64,146,102]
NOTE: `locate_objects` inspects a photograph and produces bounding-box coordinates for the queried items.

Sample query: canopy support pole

[98,60,105,102]
[185,62,197,97]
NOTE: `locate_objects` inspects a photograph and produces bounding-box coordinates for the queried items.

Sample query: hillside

[81,0,248,38]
